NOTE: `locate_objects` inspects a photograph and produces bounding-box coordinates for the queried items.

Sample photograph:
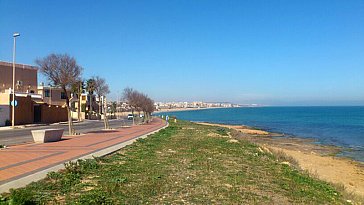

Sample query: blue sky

[0,0,363,105]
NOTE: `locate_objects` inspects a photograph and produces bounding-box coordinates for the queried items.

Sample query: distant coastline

[155,106,364,161]
[153,106,230,114]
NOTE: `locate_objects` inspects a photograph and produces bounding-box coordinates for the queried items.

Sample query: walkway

[0,118,166,192]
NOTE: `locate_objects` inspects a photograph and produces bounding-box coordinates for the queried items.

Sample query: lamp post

[48,84,52,107]
[12,32,20,128]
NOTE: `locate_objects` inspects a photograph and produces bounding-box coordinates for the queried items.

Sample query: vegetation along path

[0,120,352,204]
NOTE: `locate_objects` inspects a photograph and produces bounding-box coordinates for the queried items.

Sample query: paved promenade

[0,118,166,192]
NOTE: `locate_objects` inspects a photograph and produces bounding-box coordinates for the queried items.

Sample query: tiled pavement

[0,118,166,192]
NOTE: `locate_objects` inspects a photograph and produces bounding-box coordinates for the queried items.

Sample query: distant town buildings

[154,101,241,110]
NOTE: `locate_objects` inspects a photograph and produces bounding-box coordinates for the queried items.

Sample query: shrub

[8,188,37,205]
[216,127,228,136]
[81,103,86,112]
[5,119,11,126]
[77,190,113,204]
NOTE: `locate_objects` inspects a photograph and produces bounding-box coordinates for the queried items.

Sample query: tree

[144,96,155,122]
[110,101,117,115]
[123,87,155,125]
[123,87,137,125]
[93,76,110,129]
[139,93,154,123]
[36,53,83,135]
[86,78,96,120]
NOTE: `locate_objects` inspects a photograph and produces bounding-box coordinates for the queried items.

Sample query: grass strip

[0,120,348,204]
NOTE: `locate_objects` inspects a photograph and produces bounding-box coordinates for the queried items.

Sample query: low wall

[40,105,68,124]
[12,95,34,125]
[0,105,10,126]
[71,111,85,121]
[0,93,68,126]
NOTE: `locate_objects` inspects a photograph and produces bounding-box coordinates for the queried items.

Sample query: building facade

[0,61,38,94]
[37,85,70,107]
[0,61,68,126]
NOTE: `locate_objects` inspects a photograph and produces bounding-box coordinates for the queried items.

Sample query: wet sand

[198,122,364,198]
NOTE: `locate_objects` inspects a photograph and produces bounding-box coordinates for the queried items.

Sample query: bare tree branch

[36,53,83,135]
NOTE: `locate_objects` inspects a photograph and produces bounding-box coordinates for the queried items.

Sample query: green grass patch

[0,120,349,204]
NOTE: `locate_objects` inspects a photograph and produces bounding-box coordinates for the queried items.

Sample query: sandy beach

[198,122,364,198]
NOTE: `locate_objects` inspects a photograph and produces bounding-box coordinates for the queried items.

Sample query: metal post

[117,92,119,119]
[50,86,52,105]
[12,33,20,128]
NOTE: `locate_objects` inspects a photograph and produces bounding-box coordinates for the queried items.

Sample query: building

[154,101,240,110]
[0,61,68,126]
[72,93,89,120]
[37,85,92,120]
[37,84,70,107]
[0,61,37,94]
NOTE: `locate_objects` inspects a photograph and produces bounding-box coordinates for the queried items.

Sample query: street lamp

[12,32,20,128]
[48,84,52,107]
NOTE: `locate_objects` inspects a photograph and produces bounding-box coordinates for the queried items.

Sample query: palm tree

[86,78,96,120]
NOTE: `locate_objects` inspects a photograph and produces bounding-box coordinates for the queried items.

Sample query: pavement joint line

[83,128,162,147]
[0,121,168,193]
[0,150,62,152]
[0,151,66,171]
[16,125,144,148]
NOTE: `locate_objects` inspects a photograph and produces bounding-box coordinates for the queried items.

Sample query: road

[0,119,132,146]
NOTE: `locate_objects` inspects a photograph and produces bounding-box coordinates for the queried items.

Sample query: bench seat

[31,129,64,143]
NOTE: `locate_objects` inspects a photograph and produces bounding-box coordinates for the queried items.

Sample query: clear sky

[0,0,363,105]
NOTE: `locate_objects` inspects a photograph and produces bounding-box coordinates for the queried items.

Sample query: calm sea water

[158,107,364,162]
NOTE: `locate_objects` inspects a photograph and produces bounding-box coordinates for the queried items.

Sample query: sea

[157,106,364,162]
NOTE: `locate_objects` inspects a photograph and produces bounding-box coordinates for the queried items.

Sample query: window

[61,92,67,99]
[44,89,50,97]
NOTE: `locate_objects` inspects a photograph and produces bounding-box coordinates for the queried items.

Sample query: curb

[0,122,169,193]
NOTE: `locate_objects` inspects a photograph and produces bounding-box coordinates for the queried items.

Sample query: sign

[10,100,18,107]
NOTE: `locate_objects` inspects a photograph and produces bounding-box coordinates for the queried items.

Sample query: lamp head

[13,33,20,37]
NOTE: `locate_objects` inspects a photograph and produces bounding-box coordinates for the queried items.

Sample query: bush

[216,127,228,136]
[81,103,86,112]
[77,190,113,204]
[5,119,11,126]
[8,188,37,205]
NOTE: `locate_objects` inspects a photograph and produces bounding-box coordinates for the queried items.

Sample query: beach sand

[198,122,364,198]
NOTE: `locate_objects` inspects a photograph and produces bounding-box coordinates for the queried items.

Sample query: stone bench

[31,129,64,143]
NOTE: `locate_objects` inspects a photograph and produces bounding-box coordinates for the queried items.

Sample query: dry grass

[0,120,351,204]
